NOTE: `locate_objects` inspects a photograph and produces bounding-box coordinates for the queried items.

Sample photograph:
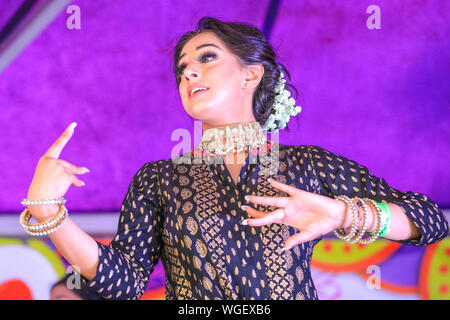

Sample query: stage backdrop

[0,0,449,300]
[0,233,449,300]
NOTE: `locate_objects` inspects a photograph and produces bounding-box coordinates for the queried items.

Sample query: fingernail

[267,178,272,182]
[280,246,291,252]
[83,167,90,173]
[240,219,248,226]
[80,181,86,186]
[71,122,77,129]
[241,205,248,211]
[244,195,251,201]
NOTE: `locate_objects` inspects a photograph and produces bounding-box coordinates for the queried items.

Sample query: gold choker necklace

[199,121,268,155]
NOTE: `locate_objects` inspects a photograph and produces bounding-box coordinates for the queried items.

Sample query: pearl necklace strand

[199,121,268,155]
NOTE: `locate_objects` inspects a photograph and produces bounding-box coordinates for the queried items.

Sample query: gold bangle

[356,199,381,244]
[20,204,68,236]
[22,208,68,236]
[20,204,64,229]
[347,197,370,244]
[333,195,359,242]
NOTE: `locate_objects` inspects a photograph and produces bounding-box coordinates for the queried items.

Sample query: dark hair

[173,17,300,132]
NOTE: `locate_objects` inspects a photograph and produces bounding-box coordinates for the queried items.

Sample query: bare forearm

[339,201,421,241]
[28,204,99,280]
[46,217,100,281]
[382,203,420,240]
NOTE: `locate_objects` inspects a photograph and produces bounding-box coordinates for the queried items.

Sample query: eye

[199,51,217,63]
[176,51,217,76]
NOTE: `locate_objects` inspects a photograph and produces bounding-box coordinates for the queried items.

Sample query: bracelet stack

[20,198,69,237]
[347,197,370,244]
[333,195,392,244]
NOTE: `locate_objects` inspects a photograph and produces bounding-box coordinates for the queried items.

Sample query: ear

[242,63,264,89]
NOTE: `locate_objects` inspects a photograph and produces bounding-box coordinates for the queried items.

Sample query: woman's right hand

[26,122,90,222]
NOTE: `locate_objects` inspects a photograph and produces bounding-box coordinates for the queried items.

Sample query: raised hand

[26,122,90,222]
[242,178,346,250]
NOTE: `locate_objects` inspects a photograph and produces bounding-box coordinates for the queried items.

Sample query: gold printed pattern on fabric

[191,164,239,299]
[163,228,193,299]
[257,144,295,299]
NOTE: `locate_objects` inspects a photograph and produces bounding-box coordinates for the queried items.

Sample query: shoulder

[276,143,310,157]
[277,143,329,155]
[279,143,364,171]
[277,143,332,161]
[297,144,360,166]
[133,158,174,180]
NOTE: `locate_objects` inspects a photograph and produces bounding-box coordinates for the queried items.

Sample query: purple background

[1,0,449,213]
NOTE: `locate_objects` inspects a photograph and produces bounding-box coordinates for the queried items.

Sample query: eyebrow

[178,43,222,62]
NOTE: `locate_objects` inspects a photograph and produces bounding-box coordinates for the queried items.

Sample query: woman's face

[177,32,263,128]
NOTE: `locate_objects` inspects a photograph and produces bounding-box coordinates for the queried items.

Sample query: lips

[188,83,209,98]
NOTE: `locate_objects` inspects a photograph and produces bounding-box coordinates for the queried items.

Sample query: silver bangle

[21,198,67,206]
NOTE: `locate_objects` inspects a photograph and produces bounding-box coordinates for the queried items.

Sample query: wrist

[335,199,352,229]
[28,205,61,223]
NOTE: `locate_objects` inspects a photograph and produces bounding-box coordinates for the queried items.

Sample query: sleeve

[306,145,449,246]
[80,161,165,300]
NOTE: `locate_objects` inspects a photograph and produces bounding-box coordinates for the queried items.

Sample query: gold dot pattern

[306,145,449,246]
[80,143,449,300]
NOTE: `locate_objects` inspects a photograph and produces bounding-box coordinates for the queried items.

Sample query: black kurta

[80,142,449,300]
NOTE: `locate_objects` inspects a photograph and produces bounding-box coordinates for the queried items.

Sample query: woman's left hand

[242,178,346,250]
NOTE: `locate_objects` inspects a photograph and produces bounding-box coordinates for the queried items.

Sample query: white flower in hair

[262,71,302,132]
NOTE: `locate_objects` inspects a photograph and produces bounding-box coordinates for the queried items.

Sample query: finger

[268,179,300,196]
[281,230,317,251]
[241,205,267,219]
[246,195,289,208]
[62,167,86,187]
[58,159,90,175]
[69,173,86,187]
[242,208,285,227]
[44,122,77,159]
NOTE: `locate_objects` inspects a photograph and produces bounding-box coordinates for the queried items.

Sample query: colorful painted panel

[0,236,448,300]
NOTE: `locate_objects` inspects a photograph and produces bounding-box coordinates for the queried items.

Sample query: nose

[183,64,200,81]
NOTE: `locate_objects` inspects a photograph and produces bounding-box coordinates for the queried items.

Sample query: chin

[184,103,216,120]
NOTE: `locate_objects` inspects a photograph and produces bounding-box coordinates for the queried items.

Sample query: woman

[23,17,448,300]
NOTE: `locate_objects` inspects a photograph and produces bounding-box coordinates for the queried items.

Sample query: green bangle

[369,202,391,237]
[368,202,390,237]
[379,202,391,237]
